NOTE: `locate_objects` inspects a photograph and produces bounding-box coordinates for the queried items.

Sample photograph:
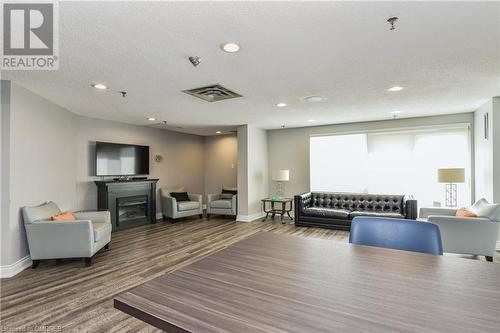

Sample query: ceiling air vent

[182,84,242,102]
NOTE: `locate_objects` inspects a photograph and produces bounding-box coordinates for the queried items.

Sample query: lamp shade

[437,168,465,183]
[272,170,289,182]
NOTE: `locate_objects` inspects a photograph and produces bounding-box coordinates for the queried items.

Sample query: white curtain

[310,127,471,208]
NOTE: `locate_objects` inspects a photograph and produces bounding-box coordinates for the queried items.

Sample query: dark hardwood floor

[1,217,497,332]
[0,217,347,332]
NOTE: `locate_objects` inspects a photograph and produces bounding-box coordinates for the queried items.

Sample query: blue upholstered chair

[349,217,443,255]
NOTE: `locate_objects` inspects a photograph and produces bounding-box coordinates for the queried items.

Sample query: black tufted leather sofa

[294,192,417,230]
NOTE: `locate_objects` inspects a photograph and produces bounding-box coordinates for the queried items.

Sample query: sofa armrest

[427,215,491,224]
[294,192,312,220]
[73,210,111,223]
[188,193,202,203]
[207,193,222,203]
[24,220,94,259]
[405,200,418,220]
[161,195,177,217]
[420,207,457,219]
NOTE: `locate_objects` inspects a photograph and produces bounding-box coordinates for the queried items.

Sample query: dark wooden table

[115,232,500,333]
[261,197,293,223]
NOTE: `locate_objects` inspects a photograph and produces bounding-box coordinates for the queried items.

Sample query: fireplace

[95,179,159,232]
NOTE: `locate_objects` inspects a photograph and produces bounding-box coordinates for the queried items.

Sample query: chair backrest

[222,185,237,192]
[349,217,443,255]
[160,187,185,197]
[22,201,61,224]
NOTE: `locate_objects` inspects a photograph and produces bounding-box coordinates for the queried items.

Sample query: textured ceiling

[3,1,500,136]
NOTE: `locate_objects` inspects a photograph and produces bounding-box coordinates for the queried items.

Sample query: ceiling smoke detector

[182,84,242,102]
[189,56,200,67]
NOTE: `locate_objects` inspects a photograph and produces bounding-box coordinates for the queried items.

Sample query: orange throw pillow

[455,208,477,218]
[51,212,76,221]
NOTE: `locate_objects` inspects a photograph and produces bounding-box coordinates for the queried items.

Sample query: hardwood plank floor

[1,217,497,332]
[0,218,347,332]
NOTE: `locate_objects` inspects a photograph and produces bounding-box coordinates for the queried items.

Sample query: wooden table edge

[114,298,190,333]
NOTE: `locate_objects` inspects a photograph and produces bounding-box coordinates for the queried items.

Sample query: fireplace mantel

[95,179,159,231]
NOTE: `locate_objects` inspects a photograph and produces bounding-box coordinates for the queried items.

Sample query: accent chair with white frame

[22,201,112,267]
[160,187,203,220]
[207,186,237,218]
[419,198,500,261]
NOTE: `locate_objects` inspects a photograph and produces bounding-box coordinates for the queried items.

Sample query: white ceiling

[4,1,500,136]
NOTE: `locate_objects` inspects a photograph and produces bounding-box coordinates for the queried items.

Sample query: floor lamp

[437,168,465,207]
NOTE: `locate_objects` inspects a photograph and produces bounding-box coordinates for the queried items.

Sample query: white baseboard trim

[0,255,32,278]
[236,212,265,222]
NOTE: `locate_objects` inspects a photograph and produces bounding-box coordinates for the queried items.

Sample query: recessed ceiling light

[276,102,287,107]
[147,117,156,121]
[308,119,316,122]
[91,83,107,90]
[216,131,222,134]
[221,42,240,53]
[304,96,323,102]
[387,86,404,92]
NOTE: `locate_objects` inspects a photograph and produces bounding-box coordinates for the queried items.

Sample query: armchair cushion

[455,208,477,218]
[23,201,61,224]
[177,201,200,211]
[73,210,111,223]
[170,192,190,202]
[51,212,76,221]
[210,199,232,209]
[92,222,112,243]
[161,187,184,197]
[470,198,500,221]
[222,189,237,195]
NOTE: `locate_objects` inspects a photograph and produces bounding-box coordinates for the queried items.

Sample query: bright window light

[310,127,470,207]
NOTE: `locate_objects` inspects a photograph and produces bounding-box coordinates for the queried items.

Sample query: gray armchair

[160,187,203,220]
[22,201,111,267]
[207,186,237,218]
[419,207,499,262]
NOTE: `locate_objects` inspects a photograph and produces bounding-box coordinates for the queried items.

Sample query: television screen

[95,142,149,176]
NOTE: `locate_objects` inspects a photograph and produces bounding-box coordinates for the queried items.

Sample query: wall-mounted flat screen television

[95,142,149,176]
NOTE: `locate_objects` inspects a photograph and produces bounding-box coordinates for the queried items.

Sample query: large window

[310,126,471,208]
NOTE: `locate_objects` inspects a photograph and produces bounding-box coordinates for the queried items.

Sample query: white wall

[1,81,12,266]
[237,125,268,221]
[237,125,249,216]
[268,113,474,199]
[474,100,495,201]
[8,82,78,265]
[204,134,237,201]
[494,98,500,204]
[247,126,269,216]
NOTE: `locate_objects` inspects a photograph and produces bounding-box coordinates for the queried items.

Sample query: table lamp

[272,170,289,200]
[437,168,465,207]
